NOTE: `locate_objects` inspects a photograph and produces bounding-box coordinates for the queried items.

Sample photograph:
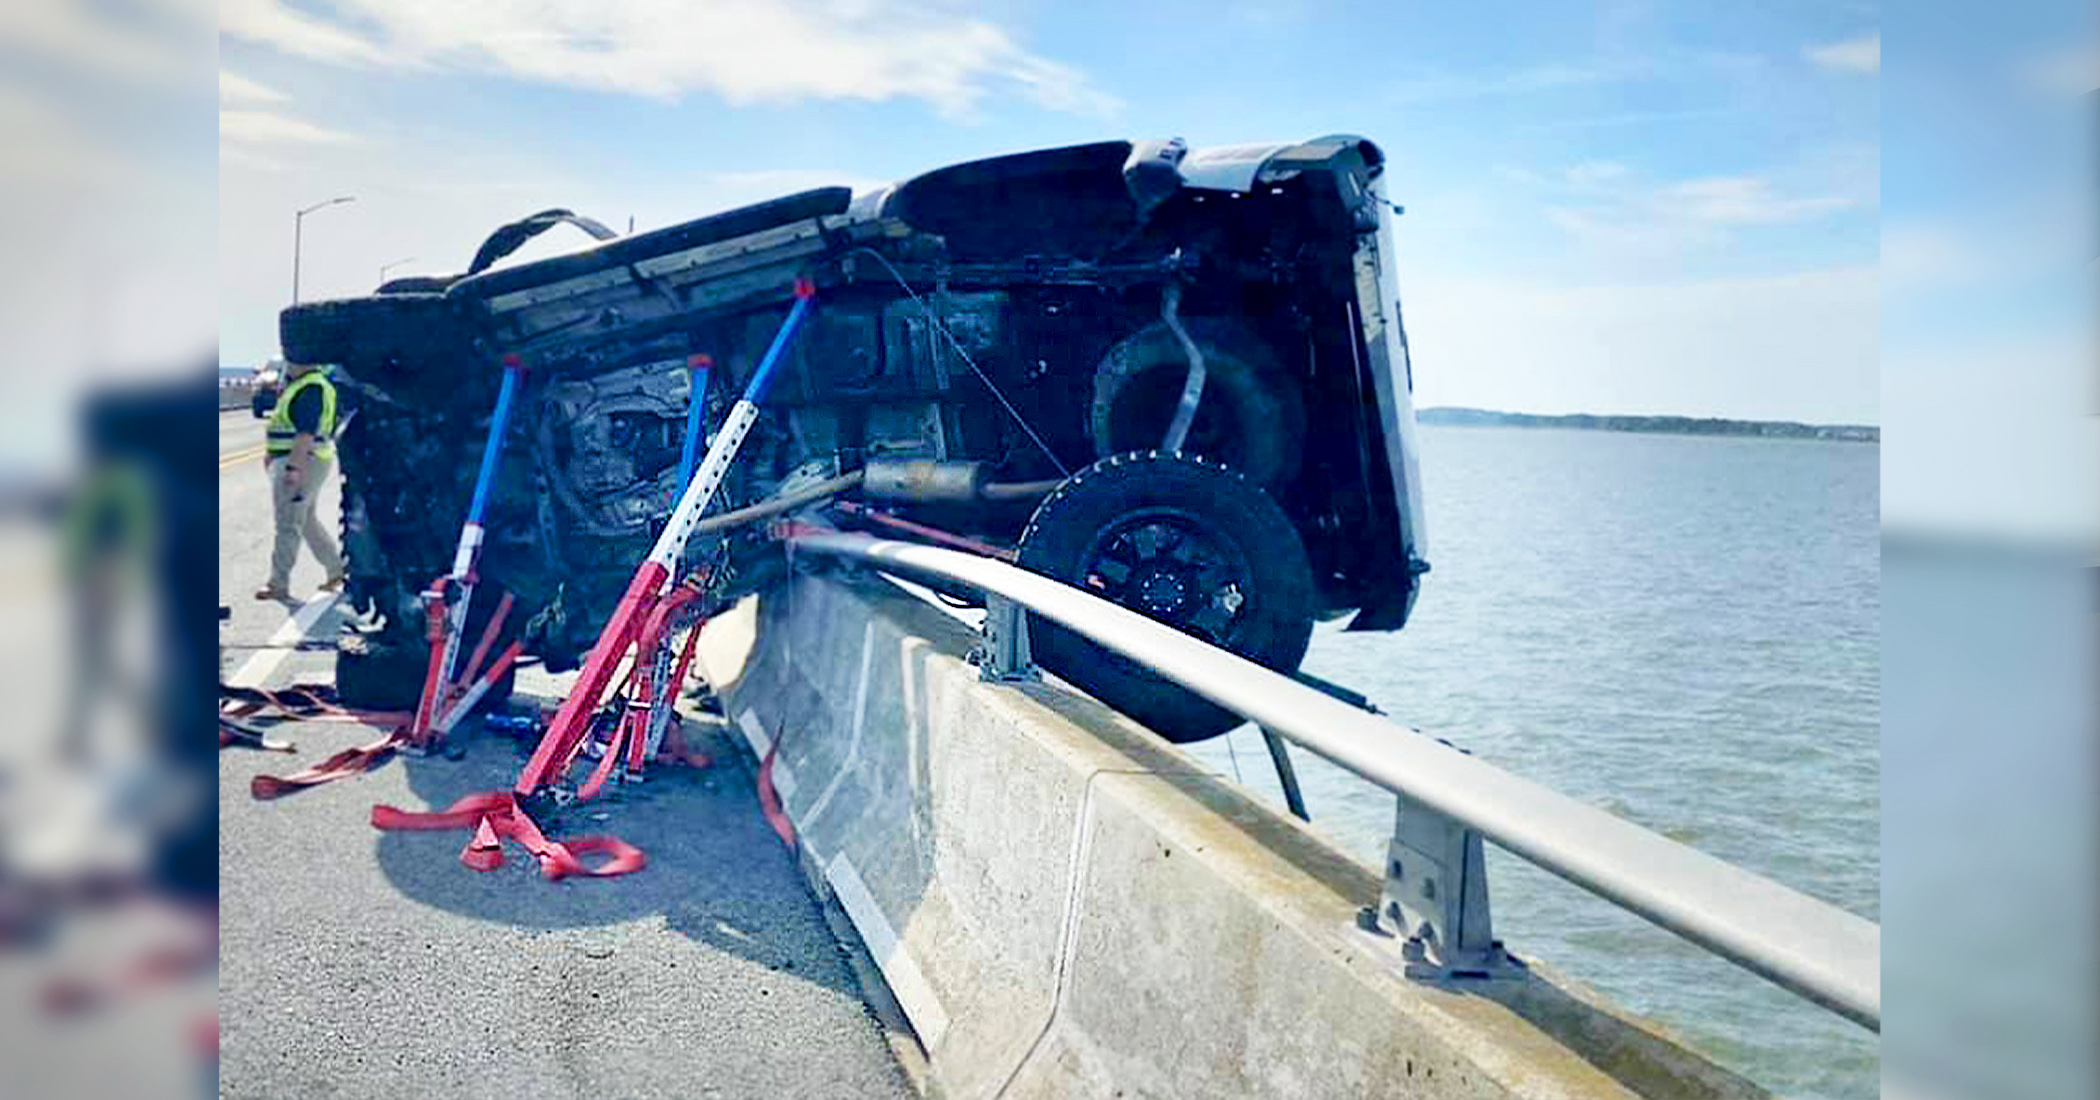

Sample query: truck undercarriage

[284,135,1429,743]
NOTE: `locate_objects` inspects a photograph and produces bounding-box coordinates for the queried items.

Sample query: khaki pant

[266,454,344,590]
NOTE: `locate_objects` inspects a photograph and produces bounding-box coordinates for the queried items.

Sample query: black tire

[1089,320,1306,488]
[333,616,519,714]
[334,633,431,712]
[1016,450,1315,743]
[334,456,518,718]
[280,294,469,398]
[377,275,458,295]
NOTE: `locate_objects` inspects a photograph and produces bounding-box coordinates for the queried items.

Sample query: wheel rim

[1075,506,1254,653]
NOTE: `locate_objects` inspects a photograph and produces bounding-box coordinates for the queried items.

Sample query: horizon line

[1418,405,1880,430]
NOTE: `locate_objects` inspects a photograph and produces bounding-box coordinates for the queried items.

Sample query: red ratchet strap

[219,681,409,727]
[512,531,715,798]
[456,592,514,698]
[370,791,645,879]
[515,561,670,795]
[224,679,415,797]
[658,722,713,770]
[403,578,456,752]
[560,595,713,802]
[830,498,1018,561]
[575,708,630,804]
[367,578,715,882]
[748,519,809,848]
[402,584,523,754]
[655,619,714,769]
[246,593,520,799]
[619,583,707,781]
[757,744,795,850]
[621,591,694,779]
[250,728,405,800]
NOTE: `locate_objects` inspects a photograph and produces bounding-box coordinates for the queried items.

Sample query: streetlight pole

[379,257,416,286]
[292,195,356,304]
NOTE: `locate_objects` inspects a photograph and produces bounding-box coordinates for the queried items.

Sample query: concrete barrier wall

[220,378,255,410]
[697,569,1770,1100]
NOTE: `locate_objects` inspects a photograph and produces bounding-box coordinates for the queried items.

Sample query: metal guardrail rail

[785,530,1881,1033]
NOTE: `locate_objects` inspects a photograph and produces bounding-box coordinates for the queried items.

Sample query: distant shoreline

[1417,407,1879,443]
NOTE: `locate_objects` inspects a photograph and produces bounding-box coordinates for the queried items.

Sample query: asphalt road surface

[216,409,912,1099]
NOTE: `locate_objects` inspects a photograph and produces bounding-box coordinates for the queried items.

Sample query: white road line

[827,852,951,1049]
[737,707,773,756]
[225,594,339,689]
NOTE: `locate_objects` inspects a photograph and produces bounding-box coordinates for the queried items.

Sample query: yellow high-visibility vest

[265,370,339,462]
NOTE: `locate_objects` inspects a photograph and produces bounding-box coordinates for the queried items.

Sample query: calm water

[1188,425,1879,1099]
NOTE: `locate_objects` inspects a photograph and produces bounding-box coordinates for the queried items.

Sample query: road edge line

[226,593,339,689]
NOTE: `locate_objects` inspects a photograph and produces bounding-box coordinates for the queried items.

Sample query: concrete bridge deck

[216,410,914,1099]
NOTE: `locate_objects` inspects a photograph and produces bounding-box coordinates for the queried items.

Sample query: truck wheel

[334,634,431,712]
[1015,450,1314,743]
[334,620,518,714]
[1089,320,1306,488]
[333,453,520,720]
[279,294,467,398]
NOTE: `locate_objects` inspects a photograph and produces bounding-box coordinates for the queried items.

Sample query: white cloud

[1544,205,1730,258]
[1532,165,1860,258]
[218,67,351,151]
[219,70,286,104]
[219,145,290,173]
[220,108,353,145]
[219,0,388,65]
[1654,176,1856,226]
[219,0,1118,118]
[1805,33,1879,75]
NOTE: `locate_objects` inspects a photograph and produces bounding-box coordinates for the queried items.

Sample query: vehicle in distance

[250,358,285,418]
[280,135,1429,743]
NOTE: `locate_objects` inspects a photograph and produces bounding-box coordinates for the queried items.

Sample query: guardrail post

[1379,790,1518,979]
[977,595,1038,683]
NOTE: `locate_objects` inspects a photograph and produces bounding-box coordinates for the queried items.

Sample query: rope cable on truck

[840,246,1071,478]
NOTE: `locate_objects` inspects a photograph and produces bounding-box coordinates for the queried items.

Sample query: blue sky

[215,0,1892,425]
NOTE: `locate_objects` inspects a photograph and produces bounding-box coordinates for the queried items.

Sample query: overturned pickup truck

[282,135,1429,743]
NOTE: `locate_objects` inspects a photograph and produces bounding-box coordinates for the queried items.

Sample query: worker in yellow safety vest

[255,361,346,601]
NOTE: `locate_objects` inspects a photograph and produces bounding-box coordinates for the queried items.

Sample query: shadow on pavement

[371,691,866,1000]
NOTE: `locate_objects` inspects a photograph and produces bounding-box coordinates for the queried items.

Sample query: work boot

[318,574,345,593]
[253,584,291,601]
